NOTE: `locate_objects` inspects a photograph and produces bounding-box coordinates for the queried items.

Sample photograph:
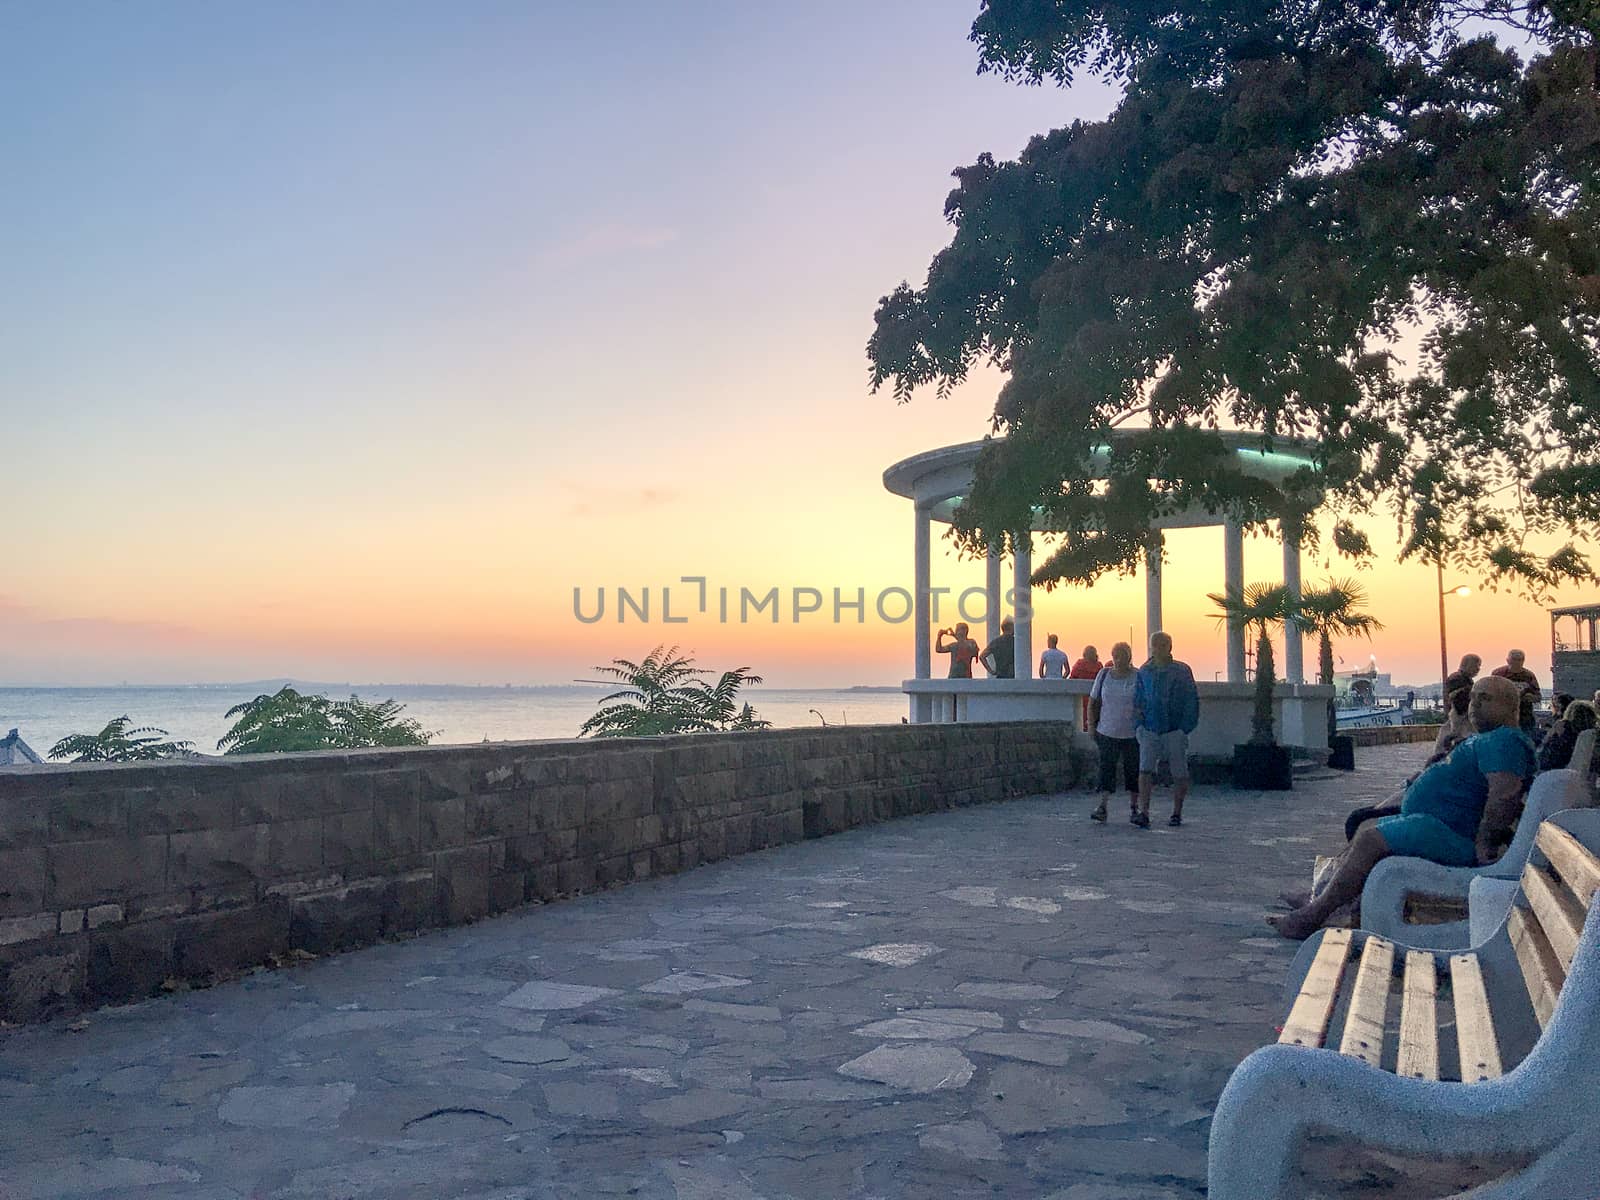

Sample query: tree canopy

[870,0,1600,592]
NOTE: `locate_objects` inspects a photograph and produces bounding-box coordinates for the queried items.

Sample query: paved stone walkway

[1,743,1498,1199]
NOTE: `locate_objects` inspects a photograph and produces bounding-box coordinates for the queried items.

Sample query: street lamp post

[1436,559,1472,699]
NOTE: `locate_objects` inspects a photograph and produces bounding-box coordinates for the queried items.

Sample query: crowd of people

[1268,649,1597,940]
[937,622,1596,930]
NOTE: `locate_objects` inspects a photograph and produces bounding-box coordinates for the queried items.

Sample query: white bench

[1209,809,1600,1198]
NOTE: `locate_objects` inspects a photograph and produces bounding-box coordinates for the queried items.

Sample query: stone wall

[0,723,1083,1024]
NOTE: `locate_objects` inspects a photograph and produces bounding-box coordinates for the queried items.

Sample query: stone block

[724,816,753,857]
[48,834,168,907]
[0,847,47,917]
[596,855,630,887]
[58,909,84,935]
[629,851,653,881]
[650,843,681,876]
[528,864,560,901]
[465,791,529,840]
[419,795,466,849]
[374,787,421,860]
[556,856,598,895]
[383,869,439,935]
[435,844,493,923]
[127,785,233,836]
[85,903,123,930]
[266,817,323,876]
[168,824,271,889]
[546,827,578,859]
[49,790,128,842]
[322,809,376,869]
[290,880,386,955]
[504,832,548,871]
[0,913,57,946]
[0,793,49,851]
[634,814,663,848]
[173,901,289,979]
[124,889,193,923]
[487,872,524,914]
[87,921,175,1004]
[0,943,84,1022]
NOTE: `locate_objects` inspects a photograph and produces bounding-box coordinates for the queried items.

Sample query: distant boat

[0,728,43,766]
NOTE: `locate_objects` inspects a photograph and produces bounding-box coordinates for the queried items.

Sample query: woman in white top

[1088,641,1140,823]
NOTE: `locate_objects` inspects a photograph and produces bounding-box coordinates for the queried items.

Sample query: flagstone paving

[0,742,1507,1198]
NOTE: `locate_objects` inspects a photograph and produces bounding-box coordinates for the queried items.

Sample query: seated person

[1270,675,1534,940]
[1335,686,1475,842]
[1538,699,1598,772]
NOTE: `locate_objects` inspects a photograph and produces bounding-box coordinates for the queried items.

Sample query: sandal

[1168,813,1183,827]
[1130,811,1151,829]
[1090,802,1108,823]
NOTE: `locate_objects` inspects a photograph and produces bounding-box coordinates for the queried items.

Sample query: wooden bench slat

[1396,950,1439,1080]
[1450,954,1503,1082]
[1521,863,1586,972]
[1280,928,1353,1049]
[1536,821,1600,909]
[1507,906,1566,1029]
[1338,937,1395,1068]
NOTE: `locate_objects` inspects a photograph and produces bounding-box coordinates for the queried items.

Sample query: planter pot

[1232,742,1294,790]
[1328,736,1356,772]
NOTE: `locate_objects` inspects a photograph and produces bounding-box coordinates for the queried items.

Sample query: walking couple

[1088,632,1200,829]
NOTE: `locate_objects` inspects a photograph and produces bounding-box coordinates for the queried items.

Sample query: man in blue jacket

[1133,631,1201,829]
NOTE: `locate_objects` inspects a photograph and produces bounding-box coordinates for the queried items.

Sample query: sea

[0,684,911,760]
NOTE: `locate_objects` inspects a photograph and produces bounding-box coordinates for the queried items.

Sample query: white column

[1012,533,1033,679]
[914,503,932,681]
[985,543,1003,650]
[1224,520,1247,683]
[1282,521,1304,684]
[1144,534,1164,649]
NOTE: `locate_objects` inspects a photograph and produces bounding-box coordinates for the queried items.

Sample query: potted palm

[1297,579,1384,770]
[1208,582,1295,790]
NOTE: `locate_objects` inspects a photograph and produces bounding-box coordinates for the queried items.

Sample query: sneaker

[1169,813,1183,827]
[1090,802,1108,823]
[1131,811,1151,829]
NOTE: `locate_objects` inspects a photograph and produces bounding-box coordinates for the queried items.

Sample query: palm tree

[1296,578,1385,687]
[580,646,769,738]
[1297,578,1385,747]
[1208,582,1293,745]
[49,716,194,762]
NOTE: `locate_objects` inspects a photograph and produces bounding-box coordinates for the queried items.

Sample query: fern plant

[48,716,194,762]
[580,646,770,738]
[217,686,431,754]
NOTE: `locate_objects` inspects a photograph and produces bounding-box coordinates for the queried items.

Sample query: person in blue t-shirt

[1270,674,1535,940]
[1132,631,1201,829]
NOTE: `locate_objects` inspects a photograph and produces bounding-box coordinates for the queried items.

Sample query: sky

[2,1,1593,690]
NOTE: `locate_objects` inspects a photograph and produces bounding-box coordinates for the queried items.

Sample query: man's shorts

[1136,728,1190,780]
[1375,812,1477,867]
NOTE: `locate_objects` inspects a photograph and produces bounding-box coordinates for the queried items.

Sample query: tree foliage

[48,716,194,762]
[217,686,432,755]
[870,0,1600,594]
[580,646,771,738]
